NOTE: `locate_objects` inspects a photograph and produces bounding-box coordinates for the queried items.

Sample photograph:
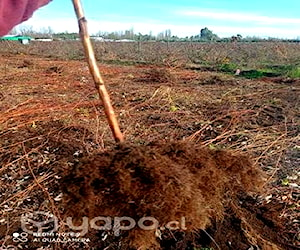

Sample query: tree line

[9,26,300,43]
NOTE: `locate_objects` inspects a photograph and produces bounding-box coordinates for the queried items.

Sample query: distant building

[90,36,135,42]
[0,35,32,44]
[116,39,135,42]
[90,36,105,41]
[34,37,53,42]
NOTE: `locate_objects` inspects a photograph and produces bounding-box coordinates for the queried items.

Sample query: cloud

[19,18,78,33]
[18,12,299,39]
[20,17,199,36]
[209,25,299,38]
[176,9,300,26]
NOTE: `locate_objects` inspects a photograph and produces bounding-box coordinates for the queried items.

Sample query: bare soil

[0,54,299,250]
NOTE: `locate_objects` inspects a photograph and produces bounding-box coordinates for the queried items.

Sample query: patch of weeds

[170,104,179,112]
[218,62,238,73]
[239,69,279,79]
[281,178,289,186]
[217,62,286,79]
[76,107,90,117]
[208,144,217,150]
[268,98,282,105]
[266,64,293,72]
[229,64,300,79]
[264,64,300,78]
[287,66,300,78]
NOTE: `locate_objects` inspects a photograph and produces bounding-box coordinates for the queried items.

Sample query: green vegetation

[218,62,238,73]
[219,62,300,79]
[281,178,289,186]
[287,66,300,78]
[239,70,278,79]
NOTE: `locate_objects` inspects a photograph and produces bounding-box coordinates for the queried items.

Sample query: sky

[17,0,300,39]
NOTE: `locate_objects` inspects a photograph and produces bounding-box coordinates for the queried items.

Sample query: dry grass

[0,54,299,249]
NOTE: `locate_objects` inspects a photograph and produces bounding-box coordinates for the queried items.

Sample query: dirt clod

[62,141,265,249]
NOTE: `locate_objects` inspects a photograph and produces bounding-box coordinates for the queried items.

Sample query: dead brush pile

[134,68,176,84]
[62,140,264,249]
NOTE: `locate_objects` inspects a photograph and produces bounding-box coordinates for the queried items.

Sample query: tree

[157,31,165,40]
[165,29,171,39]
[200,27,219,41]
[16,25,36,36]
[237,34,242,41]
[8,28,18,35]
[124,28,134,39]
[39,26,54,38]
[156,29,172,41]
